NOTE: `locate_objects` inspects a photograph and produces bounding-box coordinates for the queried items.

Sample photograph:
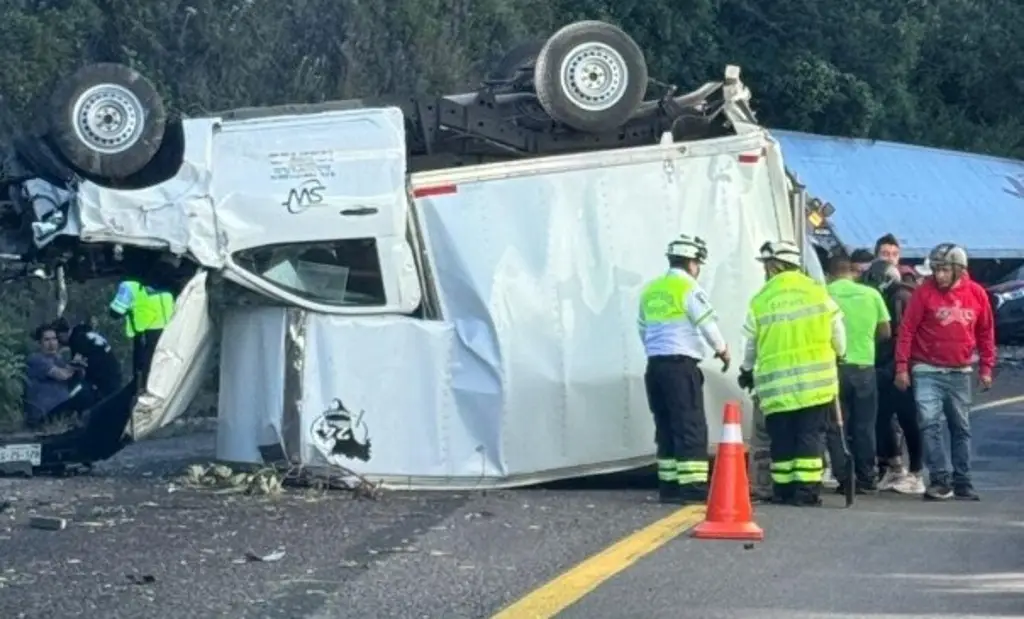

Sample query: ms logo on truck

[310,399,372,464]
[283,178,326,214]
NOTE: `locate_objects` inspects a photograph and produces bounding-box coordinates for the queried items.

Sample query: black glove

[738,369,754,392]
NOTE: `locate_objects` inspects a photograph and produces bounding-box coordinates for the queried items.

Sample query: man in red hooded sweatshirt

[894,243,995,501]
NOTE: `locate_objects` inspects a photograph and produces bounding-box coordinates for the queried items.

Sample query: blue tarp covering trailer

[775,130,1024,260]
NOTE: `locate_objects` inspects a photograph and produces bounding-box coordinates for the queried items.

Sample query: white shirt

[638,269,727,360]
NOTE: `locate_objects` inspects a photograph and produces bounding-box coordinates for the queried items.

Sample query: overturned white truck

[0,21,823,487]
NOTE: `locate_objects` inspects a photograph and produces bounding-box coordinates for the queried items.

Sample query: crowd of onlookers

[825,233,993,501]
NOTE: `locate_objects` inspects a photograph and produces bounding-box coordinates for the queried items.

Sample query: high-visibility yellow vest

[749,270,838,415]
[116,281,175,338]
[639,273,694,325]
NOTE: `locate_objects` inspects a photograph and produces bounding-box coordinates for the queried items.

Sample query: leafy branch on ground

[176,462,383,499]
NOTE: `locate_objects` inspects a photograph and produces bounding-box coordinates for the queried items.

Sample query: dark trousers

[766,403,828,503]
[826,365,878,486]
[644,355,708,490]
[132,329,163,388]
[27,384,96,429]
[876,373,923,473]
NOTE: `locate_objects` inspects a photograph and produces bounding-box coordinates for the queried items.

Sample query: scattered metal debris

[244,550,286,563]
[28,516,67,531]
[367,545,418,555]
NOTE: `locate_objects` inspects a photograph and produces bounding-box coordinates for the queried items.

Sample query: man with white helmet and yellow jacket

[738,240,847,507]
[638,235,731,505]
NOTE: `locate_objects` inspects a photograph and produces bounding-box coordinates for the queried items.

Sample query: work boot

[750,487,774,504]
[770,485,792,505]
[790,487,823,507]
[658,481,682,504]
[677,482,709,505]
[953,483,980,502]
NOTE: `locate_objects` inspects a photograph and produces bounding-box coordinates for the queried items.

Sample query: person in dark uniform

[53,317,123,400]
[638,235,731,504]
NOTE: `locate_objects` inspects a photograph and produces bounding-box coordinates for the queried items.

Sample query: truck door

[209,108,421,314]
[130,270,216,439]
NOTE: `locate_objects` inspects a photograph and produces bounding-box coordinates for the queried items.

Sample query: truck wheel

[48,63,166,179]
[488,40,545,82]
[534,21,648,133]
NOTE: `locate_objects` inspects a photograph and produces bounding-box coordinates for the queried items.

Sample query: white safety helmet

[756,240,802,268]
[666,235,709,264]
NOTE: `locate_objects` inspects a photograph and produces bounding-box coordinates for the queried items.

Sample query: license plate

[0,443,42,466]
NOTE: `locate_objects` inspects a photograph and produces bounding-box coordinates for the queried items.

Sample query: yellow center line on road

[490,504,706,619]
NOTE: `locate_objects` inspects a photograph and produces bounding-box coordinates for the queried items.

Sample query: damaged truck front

[0,21,816,487]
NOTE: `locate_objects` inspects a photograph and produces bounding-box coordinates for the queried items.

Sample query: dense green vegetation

[1,0,1022,422]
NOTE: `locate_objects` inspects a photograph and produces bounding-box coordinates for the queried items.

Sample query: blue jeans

[912,369,973,487]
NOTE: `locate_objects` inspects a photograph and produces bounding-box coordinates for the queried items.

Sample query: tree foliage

[1,0,1021,420]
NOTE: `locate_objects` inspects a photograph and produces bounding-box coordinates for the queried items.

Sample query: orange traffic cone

[692,400,764,541]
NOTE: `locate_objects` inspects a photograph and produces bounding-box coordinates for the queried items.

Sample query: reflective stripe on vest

[639,273,694,354]
[749,271,838,415]
[122,281,175,338]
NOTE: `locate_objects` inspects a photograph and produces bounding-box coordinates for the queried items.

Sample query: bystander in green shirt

[826,278,890,366]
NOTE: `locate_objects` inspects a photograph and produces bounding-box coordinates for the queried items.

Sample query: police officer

[738,240,846,506]
[638,235,730,504]
[109,277,175,388]
[53,317,123,399]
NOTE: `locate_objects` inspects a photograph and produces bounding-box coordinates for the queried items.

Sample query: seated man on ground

[24,324,87,428]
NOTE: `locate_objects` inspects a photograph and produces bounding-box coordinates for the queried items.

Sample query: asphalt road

[560,403,1024,619]
[1,388,1021,619]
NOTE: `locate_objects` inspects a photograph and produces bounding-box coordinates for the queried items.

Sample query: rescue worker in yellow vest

[109,279,175,388]
[639,235,731,504]
[738,240,846,506]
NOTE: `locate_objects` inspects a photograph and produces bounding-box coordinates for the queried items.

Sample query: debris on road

[243,549,286,563]
[28,516,67,531]
[178,463,284,496]
[176,462,383,499]
[367,545,418,555]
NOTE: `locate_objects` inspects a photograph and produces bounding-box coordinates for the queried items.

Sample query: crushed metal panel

[775,130,1024,259]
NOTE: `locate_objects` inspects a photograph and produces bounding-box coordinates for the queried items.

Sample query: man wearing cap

[638,235,731,505]
[739,240,846,506]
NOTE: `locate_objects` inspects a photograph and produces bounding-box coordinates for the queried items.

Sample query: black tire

[488,40,545,82]
[48,63,166,179]
[534,21,648,133]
